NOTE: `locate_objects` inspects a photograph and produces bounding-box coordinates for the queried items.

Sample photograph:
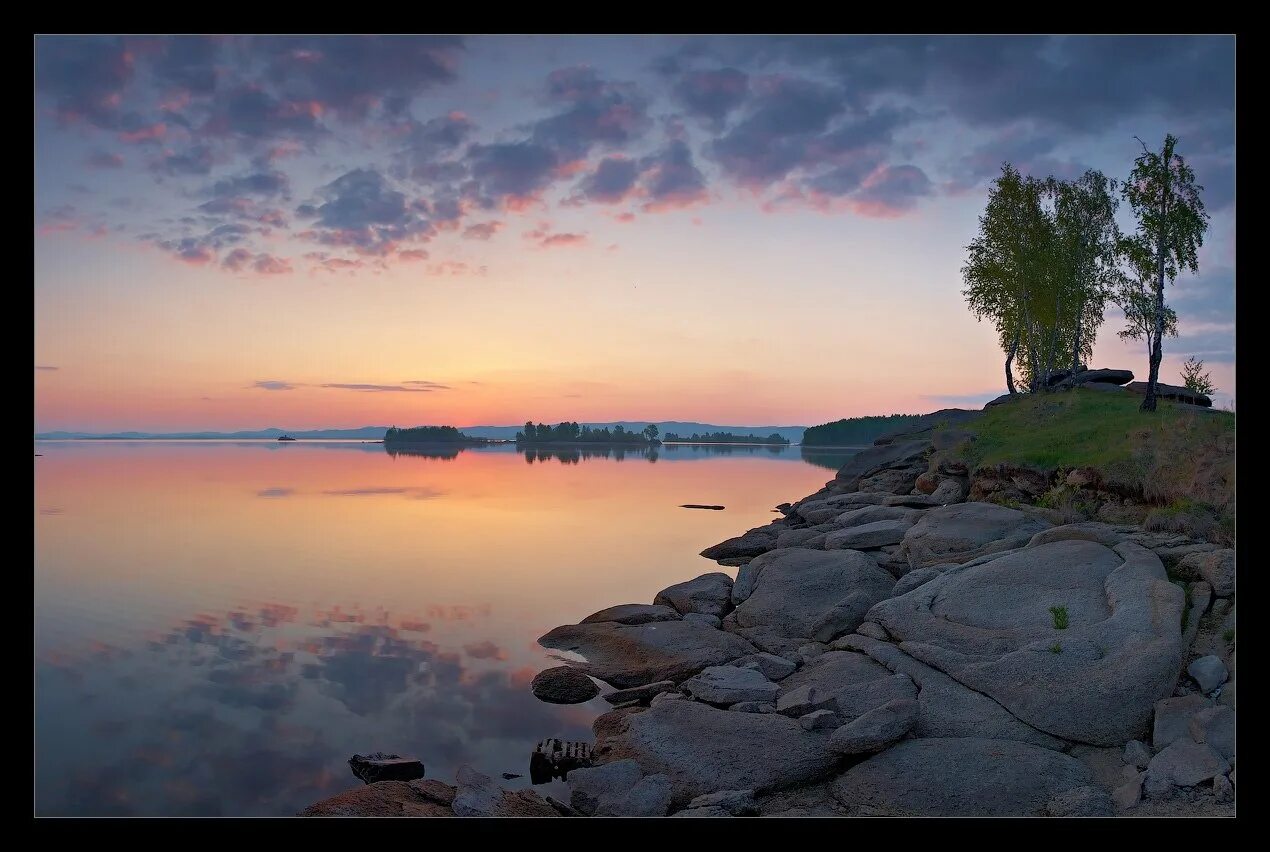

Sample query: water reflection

[662,442,787,456]
[521,445,659,464]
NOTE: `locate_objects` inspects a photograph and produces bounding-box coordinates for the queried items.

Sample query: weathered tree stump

[529,739,593,784]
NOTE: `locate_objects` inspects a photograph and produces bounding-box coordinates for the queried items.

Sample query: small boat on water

[277,435,297,442]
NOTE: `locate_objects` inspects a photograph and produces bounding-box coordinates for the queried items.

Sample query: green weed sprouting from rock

[1049,643,1062,654]
[1049,605,1069,630]
[1222,628,1235,643]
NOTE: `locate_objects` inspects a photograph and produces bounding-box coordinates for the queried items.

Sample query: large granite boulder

[834,440,931,491]
[655,573,734,619]
[1068,368,1134,386]
[602,699,840,807]
[832,738,1094,816]
[899,502,1051,568]
[1126,381,1212,407]
[837,634,1065,749]
[726,549,896,652]
[582,604,682,625]
[539,619,756,689]
[866,540,1184,745]
[700,531,776,561]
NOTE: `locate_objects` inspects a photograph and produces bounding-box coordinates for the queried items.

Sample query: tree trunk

[1071,294,1085,375]
[1142,239,1165,412]
[1005,330,1019,395]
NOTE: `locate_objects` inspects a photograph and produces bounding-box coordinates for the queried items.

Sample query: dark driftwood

[529,738,593,784]
[680,504,726,510]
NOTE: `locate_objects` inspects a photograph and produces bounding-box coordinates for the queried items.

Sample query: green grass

[1049,605,1069,630]
[1049,643,1062,654]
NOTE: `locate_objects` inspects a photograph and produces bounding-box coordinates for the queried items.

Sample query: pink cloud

[540,232,587,248]
[462,221,503,240]
[118,123,167,144]
[397,249,429,262]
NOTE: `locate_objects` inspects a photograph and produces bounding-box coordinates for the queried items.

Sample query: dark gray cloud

[150,35,221,96]
[252,380,296,391]
[156,145,215,176]
[202,85,324,141]
[461,221,502,240]
[466,141,559,204]
[299,169,431,255]
[35,36,135,128]
[572,156,640,204]
[36,365,60,371]
[531,66,651,161]
[319,382,446,392]
[255,487,294,498]
[669,67,749,127]
[86,150,125,169]
[851,165,934,215]
[207,170,290,199]
[640,140,707,209]
[395,113,475,182]
[222,248,292,275]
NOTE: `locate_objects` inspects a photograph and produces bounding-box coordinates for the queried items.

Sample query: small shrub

[1049,643,1062,654]
[1222,628,1235,644]
[1049,605,1069,630]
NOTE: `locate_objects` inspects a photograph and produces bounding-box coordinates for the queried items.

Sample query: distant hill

[801,414,925,446]
[37,421,809,442]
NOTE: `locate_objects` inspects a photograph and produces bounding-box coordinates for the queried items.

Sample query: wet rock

[604,681,677,706]
[827,698,917,754]
[655,572,734,619]
[1045,786,1114,816]
[1187,655,1229,693]
[530,666,601,704]
[603,699,840,807]
[1153,694,1213,750]
[867,540,1184,745]
[682,665,780,706]
[539,618,756,689]
[832,738,1093,816]
[582,603,683,625]
[348,752,425,784]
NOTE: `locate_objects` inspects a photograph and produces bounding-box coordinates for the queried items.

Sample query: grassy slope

[949,388,1235,541]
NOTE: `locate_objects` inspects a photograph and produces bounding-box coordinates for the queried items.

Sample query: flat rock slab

[539,619,756,689]
[603,699,840,807]
[655,572,734,618]
[776,650,891,701]
[824,519,913,550]
[831,505,916,528]
[832,738,1094,816]
[582,603,682,626]
[682,665,779,705]
[1145,740,1230,791]
[899,502,1051,568]
[727,549,895,651]
[1126,381,1212,407]
[867,540,1184,745]
[701,532,775,561]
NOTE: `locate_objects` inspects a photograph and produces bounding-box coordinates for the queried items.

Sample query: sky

[33,35,1236,431]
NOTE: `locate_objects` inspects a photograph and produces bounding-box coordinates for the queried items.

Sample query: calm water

[34,440,857,816]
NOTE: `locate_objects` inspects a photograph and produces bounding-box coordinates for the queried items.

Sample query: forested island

[515,422,660,446]
[801,414,923,446]
[383,425,491,444]
[662,431,789,445]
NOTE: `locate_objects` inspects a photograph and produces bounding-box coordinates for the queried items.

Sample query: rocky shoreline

[304,397,1235,818]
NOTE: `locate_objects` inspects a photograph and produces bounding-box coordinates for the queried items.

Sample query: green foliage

[1049,605,1069,630]
[1120,134,1210,411]
[642,423,659,442]
[664,430,789,445]
[1180,356,1217,395]
[516,421,656,445]
[1222,628,1235,644]
[801,414,923,446]
[384,425,474,443]
[1049,643,1062,654]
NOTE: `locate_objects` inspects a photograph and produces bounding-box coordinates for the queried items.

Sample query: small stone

[1187,655,1229,693]
[1111,773,1143,811]
[735,652,797,681]
[1123,740,1152,770]
[799,709,840,731]
[530,666,601,704]
[604,681,677,705]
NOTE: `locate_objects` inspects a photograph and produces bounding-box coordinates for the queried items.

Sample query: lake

[34,439,859,816]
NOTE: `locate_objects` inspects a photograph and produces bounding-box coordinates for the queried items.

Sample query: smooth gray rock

[852,621,890,641]
[832,738,1094,816]
[685,789,758,816]
[568,759,642,815]
[582,603,683,625]
[836,634,1066,750]
[539,619,756,689]
[929,478,966,505]
[735,652,797,681]
[452,765,501,817]
[800,709,840,730]
[681,665,779,706]
[727,549,895,651]
[530,666,601,704]
[655,573,734,619]
[1112,773,1144,811]
[1126,381,1211,407]
[1123,740,1152,770]
[834,440,931,491]
[684,612,722,629]
[891,566,941,597]
[1045,786,1114,816]
[603,699,840,807]
[650,691,684,706]
[831,674,917,722]
[1152,694,1213,750]
[776,650,890,697]
[831,505,915,528]
[1145,740,1229,793]
[775,683,837,717]
[728,701,770,713]
[700,532,775,561]
[604,681,677,706]
[775,528,825,549]
[1025,521,1136,550]
[827,698,917,754]
[1177,549,1234,597]
[824,519,913,550]
[1218,679,1236,708]
[1188,706,1235,762]
[867,540,1184,745]
[595,773,672,817]
[899,502,1051,567]
[1188,655,1229,693]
